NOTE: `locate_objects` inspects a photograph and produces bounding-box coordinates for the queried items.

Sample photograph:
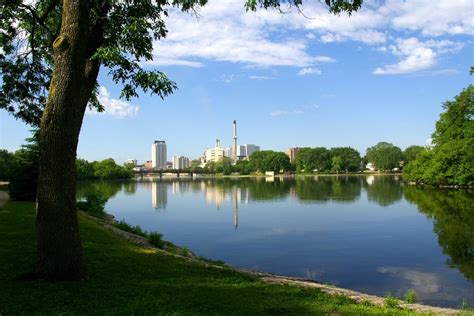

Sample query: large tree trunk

[36,0,96,280]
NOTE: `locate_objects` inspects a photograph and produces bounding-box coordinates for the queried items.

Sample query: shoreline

[85,210,462,315]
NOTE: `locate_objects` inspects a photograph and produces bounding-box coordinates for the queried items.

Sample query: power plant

[232,120,238,162]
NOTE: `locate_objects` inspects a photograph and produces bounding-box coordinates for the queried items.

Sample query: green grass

[1,201,423,315]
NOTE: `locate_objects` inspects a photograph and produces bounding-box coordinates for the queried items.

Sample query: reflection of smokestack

[234,187,238,229]
[233,120,237,161]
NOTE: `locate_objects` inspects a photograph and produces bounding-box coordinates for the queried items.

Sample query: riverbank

[0,201,465,315]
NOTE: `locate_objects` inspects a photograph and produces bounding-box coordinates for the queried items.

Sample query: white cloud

[88,86,139,119]
[271,104,318,117]
[142,0,470,72]
[298,67,321,76]
[249,75,276,80]
[384,0,474,36]
[373,38,463,75]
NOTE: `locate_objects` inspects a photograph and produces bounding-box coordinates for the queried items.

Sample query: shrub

[404,289,417,304]
[384,295,399,308]
[149,232,165,248]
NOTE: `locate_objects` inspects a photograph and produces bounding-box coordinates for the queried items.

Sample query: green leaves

[366,142,402,171]
[403,85,474,186]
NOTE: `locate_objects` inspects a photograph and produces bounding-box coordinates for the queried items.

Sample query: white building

[151,140,167,169]
[172,156,190,169]
[204,139,225,164]
[125,159,137,166]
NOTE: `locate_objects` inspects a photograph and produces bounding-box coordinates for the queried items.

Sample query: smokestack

[233,120,237,161]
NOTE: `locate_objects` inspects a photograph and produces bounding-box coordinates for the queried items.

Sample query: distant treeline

[76,158,134,180]
[193,143,423,176]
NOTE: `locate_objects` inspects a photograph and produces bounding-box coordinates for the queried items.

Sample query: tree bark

[36,0,94,280]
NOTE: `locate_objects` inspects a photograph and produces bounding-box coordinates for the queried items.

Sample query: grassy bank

[0,201,432,315]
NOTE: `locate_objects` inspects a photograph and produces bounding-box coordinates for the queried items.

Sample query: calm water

[78,175,474,308]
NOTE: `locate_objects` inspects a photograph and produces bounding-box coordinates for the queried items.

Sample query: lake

[77,175,474,308]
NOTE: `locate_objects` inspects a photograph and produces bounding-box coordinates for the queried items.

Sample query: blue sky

[1,0,473,163]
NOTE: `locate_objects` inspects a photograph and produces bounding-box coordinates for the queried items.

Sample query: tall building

[204,139,225,163]
[172,156,190,169]
[287,147,300,162]
[237,144,260,158]
[151,140,167,169]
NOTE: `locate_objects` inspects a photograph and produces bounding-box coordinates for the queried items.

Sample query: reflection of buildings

[172,181,190,194]
[152,181,167,209]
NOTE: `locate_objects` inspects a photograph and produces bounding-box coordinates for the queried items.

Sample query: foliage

[403,85,474,186]
[76,158,133,180]
[295,147,331,172]
[76,189,107,218]
[384,295,399,308]
[234,160,252,175]
[0,201,421,315]
[402,146,424,165]
[331,156,343,173]
[404,290,417,304]
[330,147,361,172]
[366,142,403,171]
[0,149,18,180]
[8,131,40,201]
[149,232,165,248]
[249,150,291,174]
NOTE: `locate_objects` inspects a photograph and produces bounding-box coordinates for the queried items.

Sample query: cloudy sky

[1,0,472,163]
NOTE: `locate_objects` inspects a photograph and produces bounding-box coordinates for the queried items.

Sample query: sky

[1,0,473,164]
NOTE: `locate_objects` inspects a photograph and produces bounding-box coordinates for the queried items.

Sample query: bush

[404,289,417,304]
[77,190,107,218]
[149,232,165,248]
[384,295,399,308]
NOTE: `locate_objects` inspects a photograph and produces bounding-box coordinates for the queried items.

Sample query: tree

[7,132,40,200]
[331,156,343,174]
[249,150,291,173]
[402,145,424,165]
[329,147,361,172]
[365,142,402,171]
[1,0,362,280]
[295,147,331,173]
[0,149,18,180]
[403,85,474,185]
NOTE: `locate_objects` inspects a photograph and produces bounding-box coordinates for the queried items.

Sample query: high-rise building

[287,147,300,162]
[151,141,167,169]
[244,144,260,157]
[237,144,260,158]
[125,159,137,166]
[172,156,190,169]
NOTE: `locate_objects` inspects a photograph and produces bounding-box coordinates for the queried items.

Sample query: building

[172,156,190,169]
[236,144,260,159]
[287,147,300,162]
[204,139,225,164]
[144,160,153,169]
[125,159,137,166]
[151,140,167,169]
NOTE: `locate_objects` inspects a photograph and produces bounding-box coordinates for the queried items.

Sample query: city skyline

[1,1,472,164]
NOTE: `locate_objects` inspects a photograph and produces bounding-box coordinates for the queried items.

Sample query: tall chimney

[233,120,237,161]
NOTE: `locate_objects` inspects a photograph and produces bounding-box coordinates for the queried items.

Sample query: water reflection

[77,176,474,307]
[405,187,474,282]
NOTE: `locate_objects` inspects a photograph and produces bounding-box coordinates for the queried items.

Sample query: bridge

[134,169,205,178]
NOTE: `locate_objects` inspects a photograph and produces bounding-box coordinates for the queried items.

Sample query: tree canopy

[403,85,474,186]
[365,142,402,171]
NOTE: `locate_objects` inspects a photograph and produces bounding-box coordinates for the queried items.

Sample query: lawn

[0,201,424,315]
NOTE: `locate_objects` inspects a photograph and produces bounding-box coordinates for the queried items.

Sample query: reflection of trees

[123,181,137,195]
[404,187,474,281]
[295,176,361,203]
[76,181,122,201]
[206,178,292,202]
[365,176,403,206]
